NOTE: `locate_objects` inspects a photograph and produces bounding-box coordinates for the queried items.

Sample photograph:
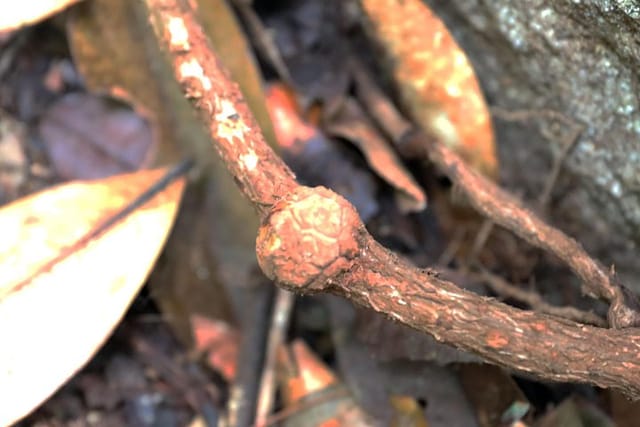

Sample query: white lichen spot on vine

[178,58,212,91]
[214,98,251,143]
[397,299,408,306]
[240,150,259,172]
[390,312,403,321]
[436,287,463,300]
[166,16,190,51]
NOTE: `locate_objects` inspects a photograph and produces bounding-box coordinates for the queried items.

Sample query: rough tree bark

[426,0,640,287]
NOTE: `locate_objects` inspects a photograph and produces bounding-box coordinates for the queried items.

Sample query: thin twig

[436,226,468,267]
[538,124,582,207]
[476,269,607,327]
[465,218,495,268]
[226,274,274,427]
[230,0,293,85]
[255,289,295,426]
[492,107,584,206]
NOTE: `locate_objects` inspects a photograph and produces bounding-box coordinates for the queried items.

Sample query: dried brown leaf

[275,340,374,427]
[359,0,498,177]
[69,0,262,341]
[265,84,379,221]
[458,364,529,427]
[326,98,427,212]
[68,0,185,166]
[0,168,184,425]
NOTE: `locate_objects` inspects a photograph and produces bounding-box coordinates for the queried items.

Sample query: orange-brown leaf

[360,0,498,177]
[191,314,239,382]
[277,340,374,425]
[326,99,427,212]
[0,168,184,425]
[265,84,316,151]
[278,340,339,405]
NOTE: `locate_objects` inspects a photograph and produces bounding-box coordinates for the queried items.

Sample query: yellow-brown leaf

[0,168,184,425]
[360,0,498,177]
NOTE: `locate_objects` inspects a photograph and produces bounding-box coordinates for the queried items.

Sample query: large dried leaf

[148,180,238,347]
[69,0,262,333]
[359,0,498,177]
[0,0,83,33]
[0,168,185,426]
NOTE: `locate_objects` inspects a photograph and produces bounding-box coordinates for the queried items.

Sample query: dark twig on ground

[254,289,294,427]
[230,0,293,85]
[226,274,274,427]
[476,269,607,327]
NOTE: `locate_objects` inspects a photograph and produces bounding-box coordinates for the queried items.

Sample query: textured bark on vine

[145,0,640,399]
[349,58,640,329]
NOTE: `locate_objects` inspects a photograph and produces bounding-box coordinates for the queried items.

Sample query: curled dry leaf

[265,83,379,221]
[326,98,427,212]
[0,0,83,34]
[359,0,498,178]
[0,168,185,426]
[264,84,316,151]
